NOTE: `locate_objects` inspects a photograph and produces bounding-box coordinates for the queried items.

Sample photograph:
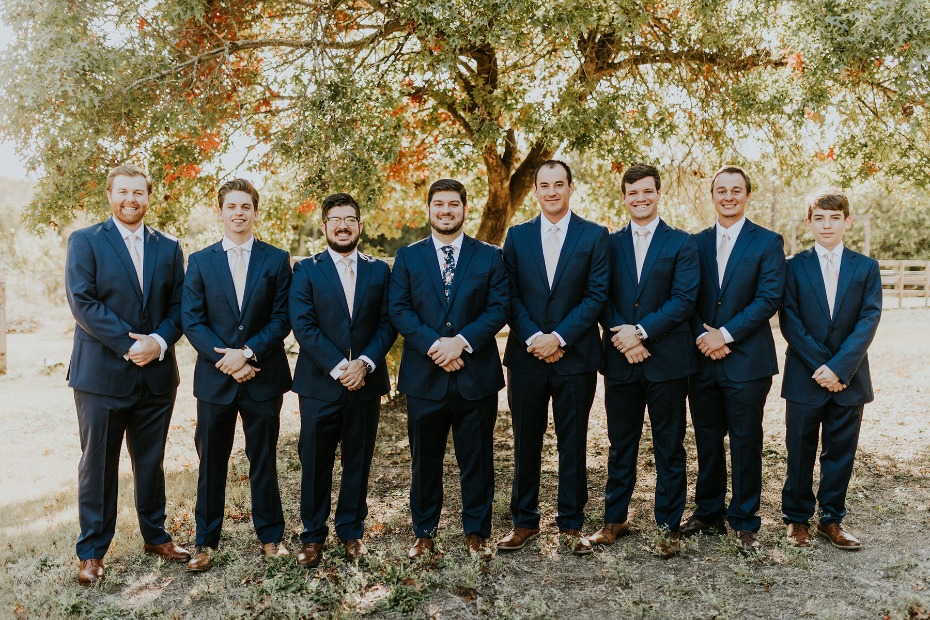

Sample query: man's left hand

[428,337,466,367]
[127,332,161,366]
[214,347,249,375]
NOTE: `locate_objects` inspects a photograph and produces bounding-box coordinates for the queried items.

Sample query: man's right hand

[232,363,260,383]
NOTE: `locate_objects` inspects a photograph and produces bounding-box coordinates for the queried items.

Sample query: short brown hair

[217,178,260,210]
[321,192,361,219]
[807,190,849,219]
[534,159,573,185]
[427,179,467,206]
[106,164,151,194]
[711,165,752,194]
[622,163,661,193]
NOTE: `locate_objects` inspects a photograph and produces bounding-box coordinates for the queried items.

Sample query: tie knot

[637,228,650,239]
[442,245,454,257]
[341,256,353,267]
[230,246,243,257]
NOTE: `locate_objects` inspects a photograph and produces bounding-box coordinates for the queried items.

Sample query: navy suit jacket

[779,247,881,407]
[389,235,509,401]
[182,239,293,405]
[690,219,786,382]
[289,251,396,402]
[601,219,699,383]
[502,212,609,375]
[66,219,184,397]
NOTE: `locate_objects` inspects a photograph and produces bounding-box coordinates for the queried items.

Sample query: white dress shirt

[628,215,660,339]
[814,241,844,315]
[527,211,573,347]
[325,247,376,379]
[112,217,167,361]
[711,216,747,344]
[222,235,254,278]
[429,233,473,353]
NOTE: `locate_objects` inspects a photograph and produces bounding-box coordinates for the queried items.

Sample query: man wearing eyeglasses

[289,193,396,567]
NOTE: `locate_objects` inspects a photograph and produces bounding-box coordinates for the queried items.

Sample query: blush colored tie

[543,225,560,287]
[634,228,650,282]
[231,247,247,310]
[340,256,356,317]
[441,245,455,301]
[717,232,731,287]
[824,252,838,317]
[127,233,143,289]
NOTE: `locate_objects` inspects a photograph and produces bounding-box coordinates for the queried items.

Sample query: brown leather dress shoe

[407,537,434,560]
[465,533,494,562]
[186,547,214,572]
[561,529,593,555]
[78,558,104,585]
[496,527,541,551]
[786,523,812,548]
[816,522,862,550]
[263,542,290,557]
[344,539,368,560]
[587,521,631,546]
[296,542,323,567]
[680,515,728,537]
[736,530,762,553]
[653,531,681,558]
[144,541,192,563]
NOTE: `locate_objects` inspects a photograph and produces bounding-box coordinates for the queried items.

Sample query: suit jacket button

[445,322,452,327]
[238,325,244,331]
[634,303,640,308]
[717,301,723,306]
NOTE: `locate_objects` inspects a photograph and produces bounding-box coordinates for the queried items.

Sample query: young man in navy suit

[389,179,509,561]
[182,179,293,571]
[289,193,396,567]
[779,191,881,550]
[66,164,191,584]
[591,164,699,557]
[685,166,786,552]
[499,160,609,555]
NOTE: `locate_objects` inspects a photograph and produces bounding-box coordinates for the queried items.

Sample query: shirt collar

[716,216,746,239]
[222,236,255,252]
[432,233,465,253]
[542,210,572,233]
[633,216,660,235]
[327,246,359,265]
[112,217,145,240]
[814,242,844,258]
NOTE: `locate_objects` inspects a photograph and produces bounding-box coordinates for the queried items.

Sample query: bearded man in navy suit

[684,166,786,552]
[499,160,609,556]
[389,178,509,561]
[289,193,396,567]
[182,178,293,571]
[779,190,881,550]
[590,164,699,557]
[66,164,191,585]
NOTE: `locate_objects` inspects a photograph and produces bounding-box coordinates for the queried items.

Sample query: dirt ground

[0,305,928,618]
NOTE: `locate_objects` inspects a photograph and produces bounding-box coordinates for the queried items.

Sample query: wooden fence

[879,260,930,308]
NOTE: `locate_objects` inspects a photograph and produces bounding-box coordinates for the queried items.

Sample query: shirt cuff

[358,355,375,371]
[330,358,349,380]
[150,333,168,361]
[720,327,734,344]
[525,331,543,346]
[456,334,473,354]
[552,332,567,348]
[635,324,648,340]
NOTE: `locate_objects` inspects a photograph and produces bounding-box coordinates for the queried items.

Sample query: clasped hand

[428,337,466,372]
[696,324,731,360]
[338,359,367,391]
[214,347,260,383]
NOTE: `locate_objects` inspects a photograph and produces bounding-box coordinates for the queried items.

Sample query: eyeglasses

[324,216,360,226]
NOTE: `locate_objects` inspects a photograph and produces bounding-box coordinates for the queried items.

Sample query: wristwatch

[634,326,646,340]
[362,360,374,375]
[241,346,256,362]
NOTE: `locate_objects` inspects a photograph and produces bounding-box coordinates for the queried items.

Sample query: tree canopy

[2,0,928,247]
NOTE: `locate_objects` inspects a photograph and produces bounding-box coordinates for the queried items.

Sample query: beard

[430,217,464,236]
[327,234,360,253]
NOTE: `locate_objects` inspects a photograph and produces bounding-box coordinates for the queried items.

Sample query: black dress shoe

[680,515,727,537]
[736,530,762,553]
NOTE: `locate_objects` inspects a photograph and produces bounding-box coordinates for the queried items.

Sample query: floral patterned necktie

[441,245,455,301]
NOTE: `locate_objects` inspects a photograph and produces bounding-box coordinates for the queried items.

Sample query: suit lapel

[241,240,267,314]
[832,248,859,321]
[800,248,831,321]
[720,220,754,295]
[698,227,718,293]
[636,220,670,298]
[551,213,583,294]
[352,254,373,320]
[617,224,638,289]
[141,226,158,308]
[446,235,476,310]
[526,216,549,289]
[103,220,143,300]
[418,238,447,305]
[209,243,240,317]
[320,251,351,319]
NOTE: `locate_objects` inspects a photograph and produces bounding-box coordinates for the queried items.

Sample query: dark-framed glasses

[324,215,360,226]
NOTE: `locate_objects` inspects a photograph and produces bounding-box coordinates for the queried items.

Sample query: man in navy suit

[590,164,699,557]
[289,193,396,567]
[182,178,293,571]
[499,160,609,555]
[779,190,881,550]
[389,178,509,561]
[66,164,191,585]
[684,165,785,552]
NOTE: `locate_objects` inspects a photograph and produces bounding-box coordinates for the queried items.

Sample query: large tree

[2,0,928,244]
